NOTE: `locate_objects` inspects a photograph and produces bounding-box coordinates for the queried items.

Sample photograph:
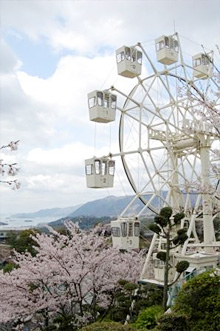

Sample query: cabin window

[103,95,110,108]
[85,164,93,175]
[111,227,120,237]
[165,36,169,48]
[174,40,179,51]
[131,49,136,63]
[137,51,142,64]
[117,51,125,63]
[134,222,140,236]
[121,222,127,237]
[88,96,96,108]
[128,223,133,237]
[94,160,101,174]
[101,161,107,175]
[125,47,131,61]
[154,259,164,269]
[194,58,201,67]
[169,38,178,50]
[156,40,165,51]
[202,54,210,65]
[108,160,115,176]
[97,92,103,106]
[111,95,117,109]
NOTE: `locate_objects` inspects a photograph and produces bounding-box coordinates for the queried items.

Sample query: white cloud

[17,55,118,116]
[0,39,22,73]
[2,0,219,54]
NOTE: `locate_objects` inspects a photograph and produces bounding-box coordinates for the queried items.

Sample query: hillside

[69,195,144,217]
[10,195,145,220]
[48,215,113,230]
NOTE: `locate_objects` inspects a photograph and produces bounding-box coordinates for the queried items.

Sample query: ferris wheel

[85,33,220,263]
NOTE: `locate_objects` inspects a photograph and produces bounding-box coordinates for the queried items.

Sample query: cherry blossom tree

[0,140,21,190]
[0,222,143,330]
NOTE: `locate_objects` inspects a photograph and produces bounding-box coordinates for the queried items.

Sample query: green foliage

[107,280,138,323]
[52,314,76,330]
[134,305,163,330]
[132,284,163,315]
[173,213,185,225]
[51,216,112,231]
[172,236,179,245]
[118,279,129,286]
[109,306,130,323]
[43,326,57,331]
[214,216,220,240]
[148,224,161,234]
[156,251,166,262]
[7,229,40,256]
[177,228,187,236]
[154,216,167,227]
[159,207,172,220]
[106,281,163,324]
[175,261,189,273]
[80,321,138,330]
[123,283,138,292]
[3,262,18,273]
[173,270,220,331]
[155,312,189,330]
[176,233,188,245]
[172,229,188,246]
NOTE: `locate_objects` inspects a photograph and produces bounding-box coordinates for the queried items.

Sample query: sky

[0,0,220,215]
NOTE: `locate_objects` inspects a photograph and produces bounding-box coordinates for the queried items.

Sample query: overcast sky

[0,0,219,215]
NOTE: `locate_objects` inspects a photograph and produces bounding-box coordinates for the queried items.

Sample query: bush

[134,305,163,330]
[173,270,220,331]
[156,312,189,330]
[7,228,40,256]
[175,261,189,273]
[159,207,172,220]
[173,213,185,225]
[148,224,161,234]
[156,252,166,262]
[3,262,18,273]
[132,284,163,317]
[155,216,167,227]
[80,321,138,330]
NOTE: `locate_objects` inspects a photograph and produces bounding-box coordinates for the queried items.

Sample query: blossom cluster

[0,141,21,189]
[0,223,143,328]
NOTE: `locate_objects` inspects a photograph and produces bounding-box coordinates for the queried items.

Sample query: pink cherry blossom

[0,223,143,329]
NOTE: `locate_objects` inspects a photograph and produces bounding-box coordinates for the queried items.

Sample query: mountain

[68,195,144,218]
[11,205,82,219]
[11,192,198,221]
[46,195,146,230]
[11,195,145,221]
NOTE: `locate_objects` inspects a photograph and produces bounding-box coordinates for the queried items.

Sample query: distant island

[0,222,8,226]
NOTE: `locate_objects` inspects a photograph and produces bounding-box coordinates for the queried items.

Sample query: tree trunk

[162,233,170,311]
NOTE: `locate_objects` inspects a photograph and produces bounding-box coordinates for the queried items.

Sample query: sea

[0,216,60,230]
